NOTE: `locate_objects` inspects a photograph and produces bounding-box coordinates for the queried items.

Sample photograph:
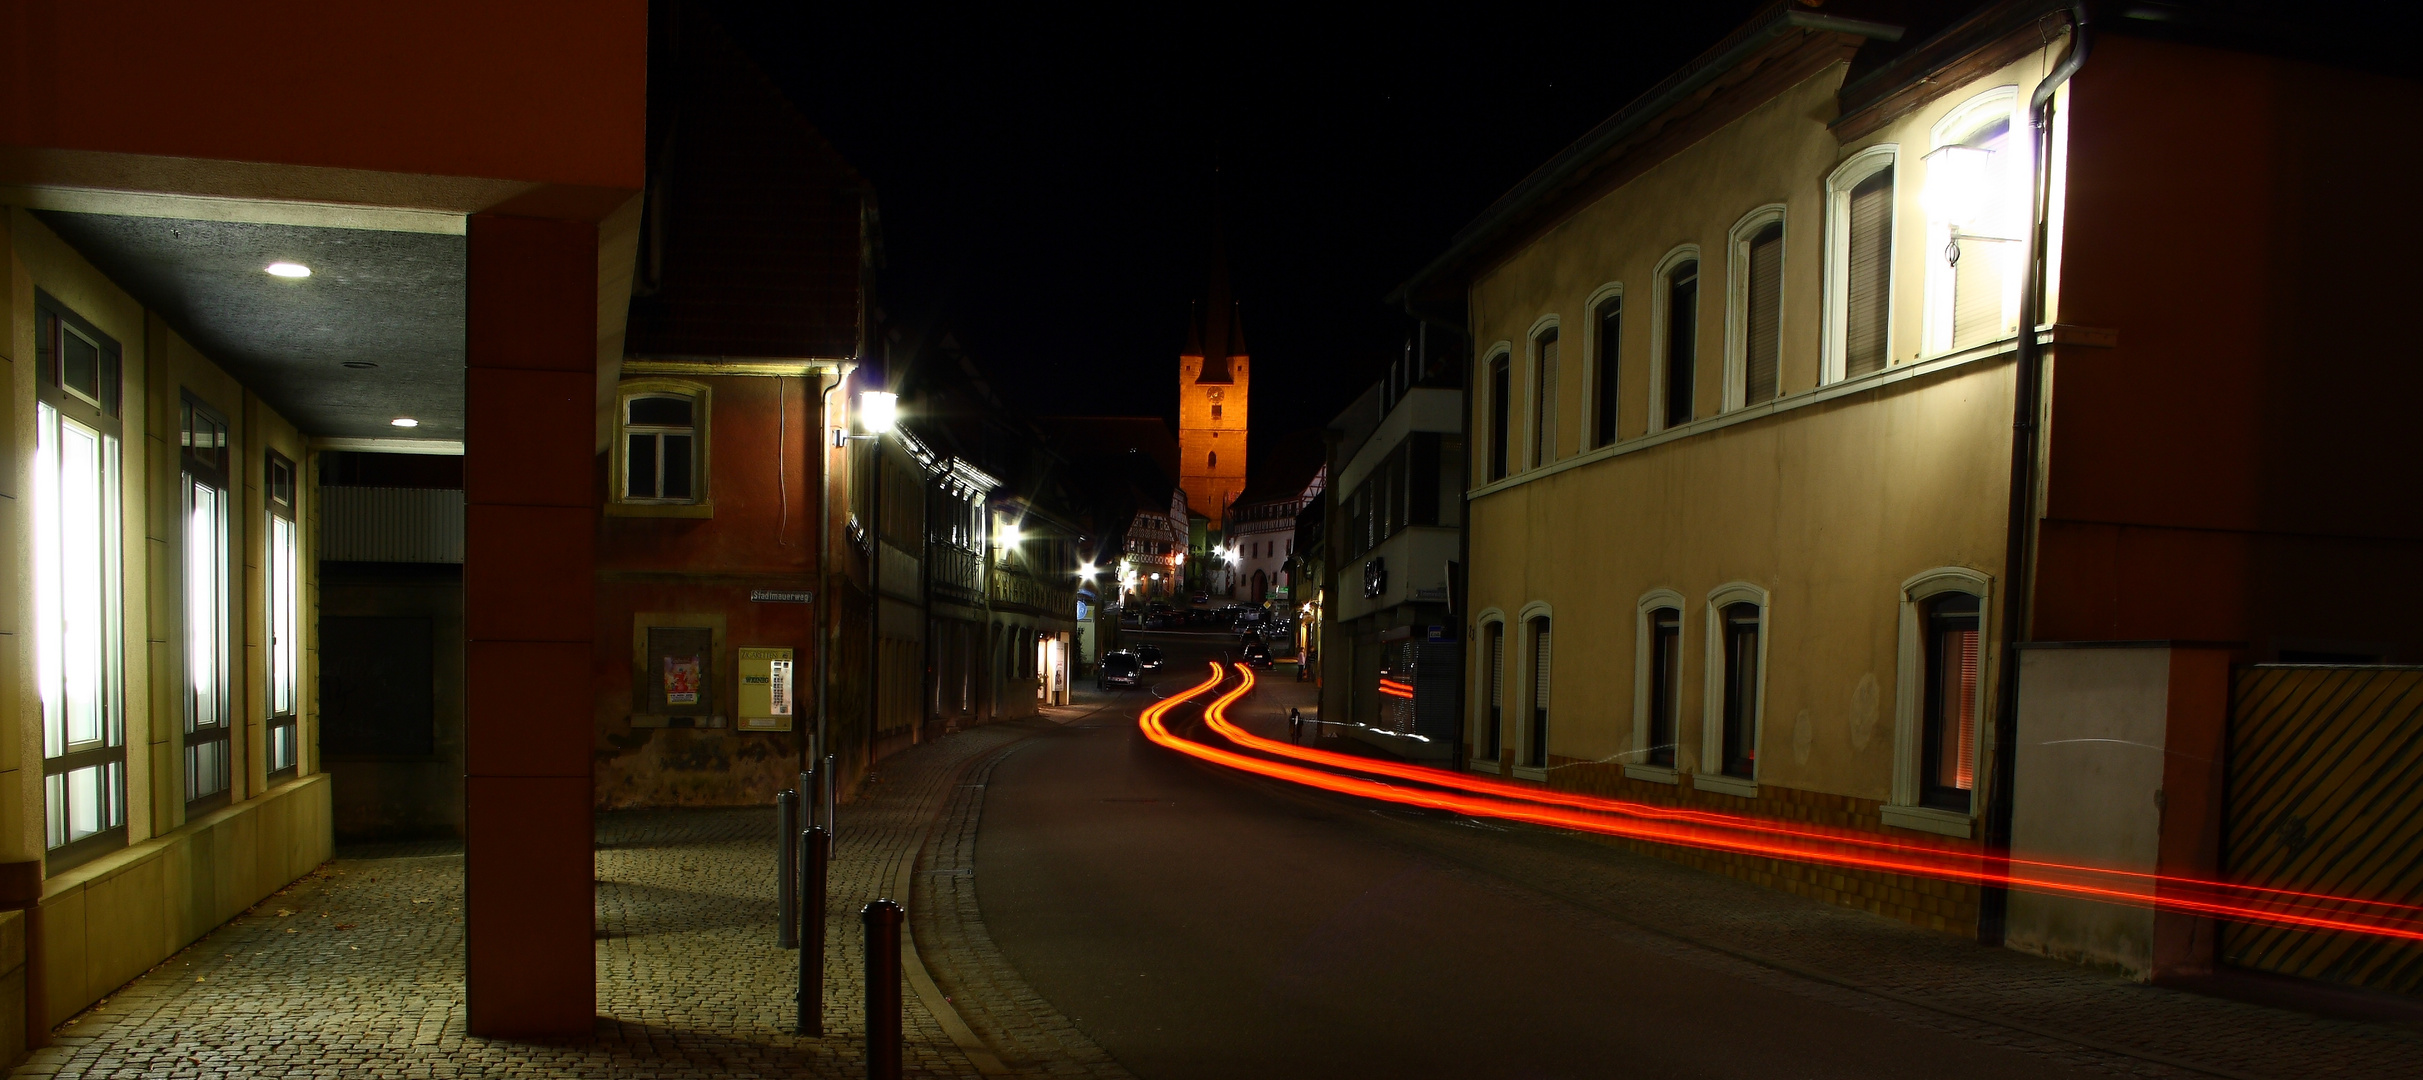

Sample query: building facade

[1403,0,2423,987]
[1177,255,1249,531]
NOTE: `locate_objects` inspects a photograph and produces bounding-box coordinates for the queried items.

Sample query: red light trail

[1137,662,2423,945]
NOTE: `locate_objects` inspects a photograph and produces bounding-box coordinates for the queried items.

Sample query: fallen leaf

[276,909,293,918]
[334,924,356,931]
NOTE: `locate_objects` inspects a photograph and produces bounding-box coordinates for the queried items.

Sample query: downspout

[1978,2,2091,947]
[816,371,843,800]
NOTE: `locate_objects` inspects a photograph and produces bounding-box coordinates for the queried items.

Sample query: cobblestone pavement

[1217,673,2423,1080]
[12,713,1102,1080]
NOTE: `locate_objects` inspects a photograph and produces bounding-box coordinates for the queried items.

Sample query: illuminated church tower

[1178,243,1249,529]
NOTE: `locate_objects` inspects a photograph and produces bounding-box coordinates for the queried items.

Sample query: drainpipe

[816,371,844,798]
[1978,3,2092,947]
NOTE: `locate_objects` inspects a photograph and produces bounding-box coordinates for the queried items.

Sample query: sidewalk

[10,716,1099,1080]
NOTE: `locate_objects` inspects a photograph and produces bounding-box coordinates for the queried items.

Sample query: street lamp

[854,387,899,765]
[858,390,898,435]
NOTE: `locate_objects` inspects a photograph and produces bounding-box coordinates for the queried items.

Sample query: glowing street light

[858,390,898,435]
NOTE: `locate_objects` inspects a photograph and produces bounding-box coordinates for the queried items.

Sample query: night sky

[711,2,1766,456]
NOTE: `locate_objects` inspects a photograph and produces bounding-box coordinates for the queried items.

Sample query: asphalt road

[973,633,2100,1080]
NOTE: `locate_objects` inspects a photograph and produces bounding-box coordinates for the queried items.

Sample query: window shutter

[1666,264,1697,427]
[1490,627,1504,708]
[1595,300,1621,446]
[1535,331,1559,466]
[1744,223,1784,405]
[1845,168,1893,377]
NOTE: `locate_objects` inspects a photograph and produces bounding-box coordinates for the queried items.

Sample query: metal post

[798,826,829,1036]
[776,790,799,948]
[862,899,903,1080]
[824,753,838,845]
[799,769,815,829]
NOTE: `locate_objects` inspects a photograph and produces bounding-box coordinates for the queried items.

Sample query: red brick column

[463,214,600,1037]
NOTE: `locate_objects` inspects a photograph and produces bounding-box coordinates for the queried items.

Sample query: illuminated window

[1921,593,1981,810]
[1530,326,1558,468]
[182,395,233,812]
[1825,147,1897,381]
[1727,208,1785,409]
[1924,87,2024,354]
[266,450,301,779]
[34,296,127,869]
[613,380,711,513]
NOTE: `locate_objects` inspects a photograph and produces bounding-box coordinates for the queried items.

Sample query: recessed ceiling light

[342,361,378,370]
[390,417,420,428]
[265,262,312,278]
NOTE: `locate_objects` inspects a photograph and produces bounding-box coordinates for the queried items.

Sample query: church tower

[1177,242,1249,529]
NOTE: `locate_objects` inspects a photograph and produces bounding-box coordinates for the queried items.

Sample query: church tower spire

[1178,227,1249,529]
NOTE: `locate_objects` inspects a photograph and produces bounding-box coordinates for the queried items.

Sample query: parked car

[1134,644,1165,670]
[1098,651,1143,689]
[1242,641,1273,668]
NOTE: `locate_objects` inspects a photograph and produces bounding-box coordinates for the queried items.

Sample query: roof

[1390,0,1904,306]
[1231,429,1328,508]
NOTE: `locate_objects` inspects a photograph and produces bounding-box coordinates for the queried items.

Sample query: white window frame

[1648,245,1702,434]
[1471,608,1507,770]
[1822,145,1900,384]
[1525,315,1560,470]
[1885,567,1994,837]
[611,378,713,515]
[1626,588,1686,784]
[265,449,302,778]
[1481,344,1514,483]
[1695,582,1770,798]
[1513,601,1555,780]
[1722,205,1788,412]
[1583,283,1624,449]
[1922,86,2024,357]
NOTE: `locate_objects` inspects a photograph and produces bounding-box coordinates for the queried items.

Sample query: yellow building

[1399,0,2423,972]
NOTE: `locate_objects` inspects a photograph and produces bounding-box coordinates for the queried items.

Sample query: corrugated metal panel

[320,486,464,563]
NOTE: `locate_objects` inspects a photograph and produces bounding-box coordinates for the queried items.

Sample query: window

[1697,582,1769,796]
[1658,254,1700,430]
[1921,593,1980,810]
[1924,87,2025,354]
[1208,451,1217,469]
[34,297,128,868]
[1646,607,1681,767]
[1487,351,1511,481]
[1526,616,1552,769]
[1718,603,1759,779]
[614,381,711,513]
[182,396,233,812]
[1592,292,1621,447]
[1482,620,1505,761]
[266,450,301,779]
[1212,404,1223,419]
[1728,209,1786,409]
[1531,325,1558,468]
[1888,568,1992,835]
[1825,147,1897,381]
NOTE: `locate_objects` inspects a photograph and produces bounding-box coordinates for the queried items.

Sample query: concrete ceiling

[33,211,465,442]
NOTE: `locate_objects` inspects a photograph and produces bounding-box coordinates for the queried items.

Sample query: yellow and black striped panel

[2221,666,2423,997]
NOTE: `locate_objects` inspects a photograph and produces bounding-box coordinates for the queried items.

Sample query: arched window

[615,380,711,513]
[1208,450,1217,469]
[1923,87,2025,354]
[1525,615,1553,769]
[1588,286,1622,448]
[1531,323,1559,468]
[1653,249,1701,431]
[1888,568,1992,836]
[1487,350,1513,480]
[1479,618,1507,761]
[1698,582,1769,796]
[1726,207,1786,409]
[1631,590,1686,775]
[1825,146,1897,381]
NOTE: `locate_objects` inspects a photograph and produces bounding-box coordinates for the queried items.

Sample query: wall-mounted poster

[664,655,702,705]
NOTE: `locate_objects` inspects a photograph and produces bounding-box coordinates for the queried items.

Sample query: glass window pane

[662,434,693,499]
[629,395,693,427]
[627,433,658,498]
[62,423,105,748]
[63,331,99,403]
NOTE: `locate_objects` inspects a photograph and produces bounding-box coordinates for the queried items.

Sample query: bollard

[862,899,904,1080]
[798,826,829,1036]
[1289,707,1301,739]
[776,790,799,948]
[824,754,839,845]
[800,769,816,829]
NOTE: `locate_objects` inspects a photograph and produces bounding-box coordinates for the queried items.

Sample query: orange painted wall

[2032,35,2423,658]
[3,0,646,189]
[593,375,823,806]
